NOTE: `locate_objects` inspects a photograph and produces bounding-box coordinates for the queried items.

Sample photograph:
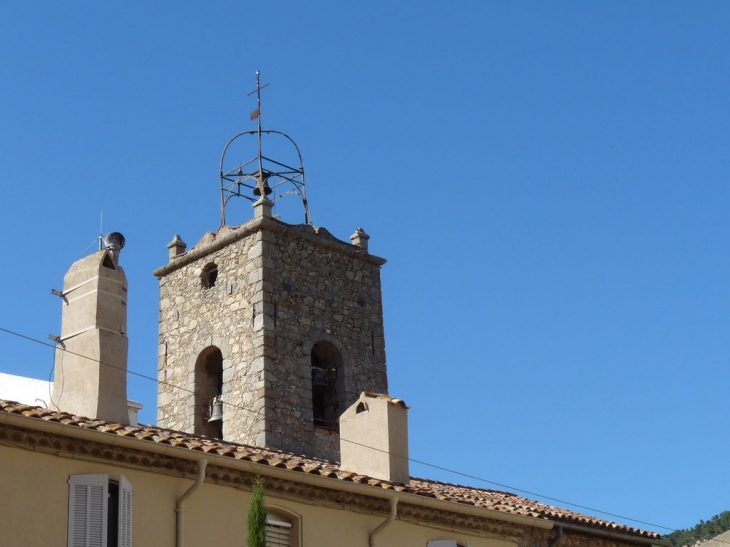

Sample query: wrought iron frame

[219,71,311,226]
[219,129,310,226]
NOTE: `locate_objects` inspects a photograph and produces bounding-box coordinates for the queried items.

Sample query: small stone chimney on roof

[339,392,409,484]
[51,233,129,424]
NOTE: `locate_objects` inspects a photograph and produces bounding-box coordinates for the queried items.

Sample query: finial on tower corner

[167,234,187,261]
[350,227,370,251]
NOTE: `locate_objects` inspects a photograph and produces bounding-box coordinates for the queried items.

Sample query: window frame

[265,506,301,547]
[265,517,292,547]
[67,474,133,547]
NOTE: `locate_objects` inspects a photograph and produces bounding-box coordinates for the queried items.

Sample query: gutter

[369,497,398,547]
[549,526,563,547]
[176,459,207,547]
[1,412,663,544]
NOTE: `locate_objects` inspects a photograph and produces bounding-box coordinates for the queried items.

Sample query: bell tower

[154,73,388,462]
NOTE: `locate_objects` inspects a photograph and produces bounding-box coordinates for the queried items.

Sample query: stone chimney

[51,233,129,424]
[339,392,409,483]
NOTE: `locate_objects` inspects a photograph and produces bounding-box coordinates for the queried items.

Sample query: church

[0,78,662,547]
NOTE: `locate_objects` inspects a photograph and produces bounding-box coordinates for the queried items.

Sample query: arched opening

[310,341,345,429]
[201,262,218,289]
[194,346,223,438]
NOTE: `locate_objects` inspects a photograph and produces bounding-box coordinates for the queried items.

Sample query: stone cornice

[153,217,386,278]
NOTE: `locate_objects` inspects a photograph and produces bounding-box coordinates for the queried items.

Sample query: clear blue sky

[1,0,728,534]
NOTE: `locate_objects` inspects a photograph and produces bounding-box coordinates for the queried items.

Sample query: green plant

[663,511,730,547]
[247,476,267,547]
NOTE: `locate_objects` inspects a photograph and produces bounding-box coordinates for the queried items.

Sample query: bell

[208,396,224,422]
[253,179,272,197]
[312,367,328,389]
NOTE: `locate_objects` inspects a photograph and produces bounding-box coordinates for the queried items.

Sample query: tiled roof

[0,400,659,540]
[360,391,409,408]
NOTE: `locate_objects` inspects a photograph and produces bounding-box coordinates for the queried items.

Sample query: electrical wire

[0,325,705,536]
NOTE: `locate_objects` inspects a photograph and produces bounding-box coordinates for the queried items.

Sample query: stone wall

[155,216,388,462]
[156,228,263,443]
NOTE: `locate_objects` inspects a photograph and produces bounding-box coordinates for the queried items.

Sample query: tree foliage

[663,511,730,547]
[247,476,267,547]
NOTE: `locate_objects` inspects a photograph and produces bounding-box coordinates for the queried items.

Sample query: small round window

[201,263,218,289]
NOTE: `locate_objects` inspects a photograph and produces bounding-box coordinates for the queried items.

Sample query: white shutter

[118,475,133,547]
[265,518,292,547]
[68,475,109,547]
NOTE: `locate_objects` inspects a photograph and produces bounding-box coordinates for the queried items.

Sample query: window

[67,474,133,547]
[265,517,292,547]
[201,262,218,289]
[264,507,300,547]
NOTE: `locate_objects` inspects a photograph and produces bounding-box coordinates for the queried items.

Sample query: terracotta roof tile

[0,399,659,540]
[361,392,409,408]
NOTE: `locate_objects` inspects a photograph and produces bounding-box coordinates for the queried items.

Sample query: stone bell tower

[154,74,388,462]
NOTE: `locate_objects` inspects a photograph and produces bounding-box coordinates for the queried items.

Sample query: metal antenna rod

[98,212,103,251]
[256,71,263,174]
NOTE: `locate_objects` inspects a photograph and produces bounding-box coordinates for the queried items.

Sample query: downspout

[549,526,563,547]
[369,496,398,547]
[176,459,208,547]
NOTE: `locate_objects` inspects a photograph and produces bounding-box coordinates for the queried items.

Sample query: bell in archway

[208,396,224,422]
[311,367,328,389]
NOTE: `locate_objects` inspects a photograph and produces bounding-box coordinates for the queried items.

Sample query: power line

[0,325,691,535]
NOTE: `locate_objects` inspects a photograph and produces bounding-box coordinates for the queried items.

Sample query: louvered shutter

[265,517,292,547]
[118,475,133,547]
[68,475,109,547]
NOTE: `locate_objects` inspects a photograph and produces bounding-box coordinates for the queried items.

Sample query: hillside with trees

[662,512,730,547]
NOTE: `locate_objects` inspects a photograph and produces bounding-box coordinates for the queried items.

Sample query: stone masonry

[154,198,388,462]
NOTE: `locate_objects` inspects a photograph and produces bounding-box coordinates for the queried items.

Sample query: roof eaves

[0,400,661,542]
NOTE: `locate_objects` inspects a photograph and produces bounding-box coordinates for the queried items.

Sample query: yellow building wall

[0,443,519,547]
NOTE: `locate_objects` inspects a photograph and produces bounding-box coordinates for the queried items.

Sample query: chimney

[51,232,129,424]
[339,392,409,484]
